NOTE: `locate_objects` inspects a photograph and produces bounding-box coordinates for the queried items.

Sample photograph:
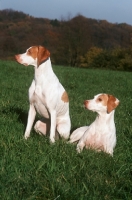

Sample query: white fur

[15,46,71,143]
[69,94,119,156]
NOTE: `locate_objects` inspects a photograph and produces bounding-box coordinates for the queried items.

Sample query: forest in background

[0,9,132,71]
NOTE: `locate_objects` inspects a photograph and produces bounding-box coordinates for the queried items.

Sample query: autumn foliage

[0,9,132,71]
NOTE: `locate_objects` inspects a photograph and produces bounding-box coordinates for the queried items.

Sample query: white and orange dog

[69,94,119,156]
[15,46,71,143]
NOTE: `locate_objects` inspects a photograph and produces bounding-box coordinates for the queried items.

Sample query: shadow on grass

[2,105,78,139]
[2,106,28,128]
[16,108,28,128]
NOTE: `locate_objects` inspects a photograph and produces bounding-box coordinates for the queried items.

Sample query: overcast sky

[1,0,132,25]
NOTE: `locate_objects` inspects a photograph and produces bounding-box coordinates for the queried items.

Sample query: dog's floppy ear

[37,46,50,67]
[107,95,120,113]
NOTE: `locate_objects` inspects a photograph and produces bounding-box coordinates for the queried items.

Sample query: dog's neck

[39,57,49,66]
[34,58,54,83]
[96,110,115,125]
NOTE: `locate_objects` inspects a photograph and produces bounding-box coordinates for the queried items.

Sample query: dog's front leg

[76,141,85,153]
[49,110,56,143]
[24,104,36,139]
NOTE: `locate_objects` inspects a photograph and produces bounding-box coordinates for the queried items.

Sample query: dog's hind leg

[34,119,50,136]
[69,126,88,143]
[76,140,85,153]
[57,118,71,140]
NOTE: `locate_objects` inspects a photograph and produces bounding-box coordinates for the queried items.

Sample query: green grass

[0,60,132,200]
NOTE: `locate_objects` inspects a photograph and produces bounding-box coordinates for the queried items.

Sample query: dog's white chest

[30,85,49,118]
[35,85,43,98]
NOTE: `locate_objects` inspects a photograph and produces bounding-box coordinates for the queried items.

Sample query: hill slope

[0,9,132,66]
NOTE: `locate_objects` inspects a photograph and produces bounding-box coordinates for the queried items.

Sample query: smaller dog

[69,94,120,156]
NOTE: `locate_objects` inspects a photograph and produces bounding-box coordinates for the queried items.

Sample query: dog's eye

[98,98,102,102]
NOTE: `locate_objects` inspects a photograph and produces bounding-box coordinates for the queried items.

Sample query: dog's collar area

[39,57,49,66]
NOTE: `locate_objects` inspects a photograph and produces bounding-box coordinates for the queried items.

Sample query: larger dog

[15,45,71,143]
[69,94,119,156]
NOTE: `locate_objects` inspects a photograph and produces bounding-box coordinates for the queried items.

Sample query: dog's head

[84,94,120,114]
[15,46,50,67]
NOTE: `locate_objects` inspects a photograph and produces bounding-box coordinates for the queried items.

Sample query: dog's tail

[69,126,88,143]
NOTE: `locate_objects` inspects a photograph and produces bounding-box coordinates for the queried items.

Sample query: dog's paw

[50,137,55,143]
[24,133,30,140]
[34,127,42,136]
[76,145,83,153]
[76,147,81,153]
[24,136,28,140]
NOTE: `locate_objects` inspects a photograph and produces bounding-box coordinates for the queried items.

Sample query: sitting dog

[15,45,71,143]
[69,94,120,156]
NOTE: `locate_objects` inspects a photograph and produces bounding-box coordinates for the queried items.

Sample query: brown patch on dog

[37,46,50,67]
[96,94,108,106]
[27,46,38,59]
[96,94,119,113]
[27,46,50,67]
[107,95,119,113]
[61,91,69,103]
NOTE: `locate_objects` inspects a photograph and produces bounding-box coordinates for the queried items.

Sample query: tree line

[0,9,132,71]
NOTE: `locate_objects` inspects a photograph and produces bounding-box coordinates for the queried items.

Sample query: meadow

[0,60,132,200]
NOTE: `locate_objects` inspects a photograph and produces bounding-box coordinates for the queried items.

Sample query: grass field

[0,60,132,200]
